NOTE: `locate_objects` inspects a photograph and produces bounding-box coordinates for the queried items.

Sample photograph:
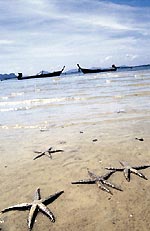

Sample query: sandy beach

[0,115,150,231]
[0,70,150,230]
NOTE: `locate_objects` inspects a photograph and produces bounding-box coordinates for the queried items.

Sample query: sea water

[0,69,150,133]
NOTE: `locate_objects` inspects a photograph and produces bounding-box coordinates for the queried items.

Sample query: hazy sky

[0,0,150,74]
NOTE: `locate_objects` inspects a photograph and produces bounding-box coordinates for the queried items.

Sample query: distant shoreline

[1,63,150,80]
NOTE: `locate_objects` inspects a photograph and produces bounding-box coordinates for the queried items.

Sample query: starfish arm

[48,147,53,151]
[96,181,113,195]
[102,180,122,191]
[71,179,95,184]
[1,203,31,213]
[28,204,38,230]
[131,168,148,180]
[34,188,41,200]
[119,161,128,167]
[88,170,98,180]
[33,153,45,160]
[132,165,150,170]
[124,168,130,182]
[102,170,116,180]
[105,167,123,171]
[38,203,55,222]
[45,152,52,159]
[50,149,64,153]
[42,190,64,205]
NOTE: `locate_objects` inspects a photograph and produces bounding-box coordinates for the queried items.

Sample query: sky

[0,0,150,75]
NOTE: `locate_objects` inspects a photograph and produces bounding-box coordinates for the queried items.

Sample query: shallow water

[0,69,150,130]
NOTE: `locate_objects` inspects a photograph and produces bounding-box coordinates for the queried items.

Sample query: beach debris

[1,188,64,230]
[105,161,150,182]
[59,141,67,144]
[117,110,126,113]
[40,129,49,132]
[72,169,122,195]
[33,147,64,160]
[92,139,98,142]
[135,137,144,141]
[80,131,84,133]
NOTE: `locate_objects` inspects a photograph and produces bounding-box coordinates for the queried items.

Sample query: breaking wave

[0,96,86,112]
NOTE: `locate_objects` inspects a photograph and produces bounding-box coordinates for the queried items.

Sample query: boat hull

[18,66,65,80]
[77,64,117,74]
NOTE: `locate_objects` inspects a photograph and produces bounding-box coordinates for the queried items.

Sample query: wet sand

[0,113,150,231]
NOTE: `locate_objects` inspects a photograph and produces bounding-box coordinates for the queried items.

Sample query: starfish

[105,161,150,182]
[72,169,122,195]
[1,188,64,230]
[33,147,64,160]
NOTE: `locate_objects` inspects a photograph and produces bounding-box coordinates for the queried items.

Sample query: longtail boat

[17,66,65,80]
[77,64,117,74]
